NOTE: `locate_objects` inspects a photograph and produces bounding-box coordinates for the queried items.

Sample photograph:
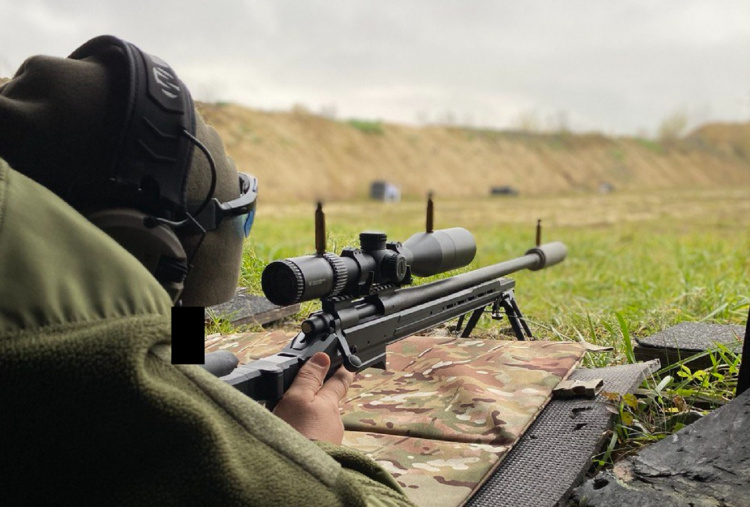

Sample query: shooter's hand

[273,352,354,445]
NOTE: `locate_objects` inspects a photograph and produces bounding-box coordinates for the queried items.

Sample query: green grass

[218,186,749,470]
[347,119,385,135]
[244,187,749,336]
[591,342,742,471]
[636,137,665,154]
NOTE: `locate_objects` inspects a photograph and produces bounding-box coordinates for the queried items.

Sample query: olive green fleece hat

[0,35,248,306]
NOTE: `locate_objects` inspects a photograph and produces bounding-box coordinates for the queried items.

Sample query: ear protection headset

[68,35,257,304]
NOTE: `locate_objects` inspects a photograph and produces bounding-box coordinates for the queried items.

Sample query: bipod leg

[499,290,533,340]
[455,314,465,335]
[511,295,533,338]
[460,307,485,338]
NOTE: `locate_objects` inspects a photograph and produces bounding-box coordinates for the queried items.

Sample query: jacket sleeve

[0,160,413,506]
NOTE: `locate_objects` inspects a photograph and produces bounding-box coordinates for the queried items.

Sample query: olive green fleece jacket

[0,159,413,506]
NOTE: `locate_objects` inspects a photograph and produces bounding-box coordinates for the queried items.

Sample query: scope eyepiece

[261,260,305,307]
[262,253,349,307]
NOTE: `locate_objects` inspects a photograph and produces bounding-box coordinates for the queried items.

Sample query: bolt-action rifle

[204,196,567,409]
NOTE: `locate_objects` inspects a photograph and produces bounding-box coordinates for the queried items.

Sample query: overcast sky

[1,1,749,135]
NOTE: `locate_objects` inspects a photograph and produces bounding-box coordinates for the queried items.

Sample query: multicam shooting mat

[205,332,585,507]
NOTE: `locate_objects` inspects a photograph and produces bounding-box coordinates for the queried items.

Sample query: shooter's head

[0,35,256,306]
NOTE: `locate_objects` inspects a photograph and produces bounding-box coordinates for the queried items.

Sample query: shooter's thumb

[287,353,330,398]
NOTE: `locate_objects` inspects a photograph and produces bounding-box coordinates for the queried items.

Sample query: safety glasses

[188,173,258,237]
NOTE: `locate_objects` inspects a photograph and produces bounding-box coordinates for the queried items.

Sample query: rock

[572,389,750,506]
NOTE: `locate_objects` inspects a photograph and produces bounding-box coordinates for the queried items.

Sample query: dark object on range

[490,186,519,196]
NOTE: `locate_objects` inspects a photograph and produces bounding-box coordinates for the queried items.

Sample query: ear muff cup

[87,209,188,303]
[67,35,197,303]
[69,35,196,217]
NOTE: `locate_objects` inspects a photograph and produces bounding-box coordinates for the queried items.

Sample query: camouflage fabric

[205,332,584,507]
[342,432,506,507]
[341,336,583,506]
[204,330,293,362]
[341,337,582,445]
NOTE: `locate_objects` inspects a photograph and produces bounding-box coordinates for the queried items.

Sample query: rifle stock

[206,240,567,410]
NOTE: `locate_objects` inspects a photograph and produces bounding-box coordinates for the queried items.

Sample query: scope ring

[322,253,348,296]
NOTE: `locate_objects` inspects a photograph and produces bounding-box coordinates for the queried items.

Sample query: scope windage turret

[262,227,476,306]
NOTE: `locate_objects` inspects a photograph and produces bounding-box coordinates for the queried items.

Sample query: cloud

[1,0,748,134]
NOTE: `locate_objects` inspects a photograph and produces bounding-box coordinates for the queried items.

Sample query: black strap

[69,35,195,217]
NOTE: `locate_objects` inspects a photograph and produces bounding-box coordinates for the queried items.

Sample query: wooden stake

[315,201,326,255]
[536,219,542,246]
[426,192,434,233]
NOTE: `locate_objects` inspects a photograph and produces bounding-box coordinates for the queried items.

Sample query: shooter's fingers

[317,366,354,405]
[283,352,330,402]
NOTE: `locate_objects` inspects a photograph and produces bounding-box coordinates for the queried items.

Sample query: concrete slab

[635,322,744,371]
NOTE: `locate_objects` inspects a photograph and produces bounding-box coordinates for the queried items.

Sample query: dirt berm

[207,103,750,202]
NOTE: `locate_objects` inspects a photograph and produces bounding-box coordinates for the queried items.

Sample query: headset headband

[69,35,195,217]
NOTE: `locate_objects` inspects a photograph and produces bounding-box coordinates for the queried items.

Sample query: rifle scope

[262,228,476,306]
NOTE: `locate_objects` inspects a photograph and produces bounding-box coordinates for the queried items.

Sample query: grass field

[226,185,749,466]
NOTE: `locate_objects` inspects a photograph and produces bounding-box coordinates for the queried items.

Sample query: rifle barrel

[376,242,566,315]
